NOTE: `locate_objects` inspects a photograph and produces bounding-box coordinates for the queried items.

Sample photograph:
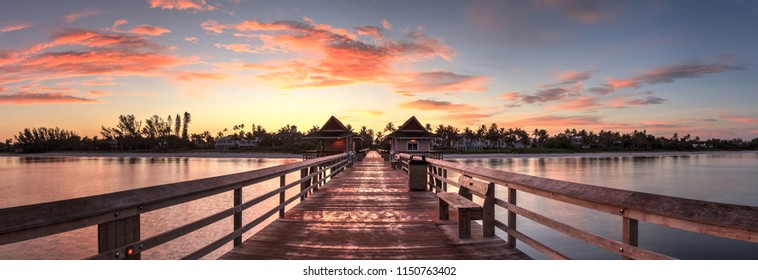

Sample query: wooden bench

[438,175,495,239]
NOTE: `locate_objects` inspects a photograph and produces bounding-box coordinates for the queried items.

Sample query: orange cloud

[206,18,478,93]
[113,19,129,28]
[603,60,744,91]
[88,90,112,96]
[148,0,215,11]
[0,22,32,33]
[0,92,100,105]
[173,71,229,81]
[184,37,198,43]
[64,8,105,23]
[499,92,520,100]
[128,25,172,36]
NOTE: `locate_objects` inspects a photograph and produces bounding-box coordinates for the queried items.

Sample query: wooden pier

[1,150,756,260]
[220,151,528,259]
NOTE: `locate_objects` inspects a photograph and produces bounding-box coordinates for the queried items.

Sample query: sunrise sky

[1,0,757,141]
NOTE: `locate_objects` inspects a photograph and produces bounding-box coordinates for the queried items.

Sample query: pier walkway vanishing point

[220,151,529,259]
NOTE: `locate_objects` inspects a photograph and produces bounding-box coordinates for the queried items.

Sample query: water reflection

[0,156,299,259]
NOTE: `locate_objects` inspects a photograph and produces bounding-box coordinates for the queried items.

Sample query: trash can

[408,155,428,191]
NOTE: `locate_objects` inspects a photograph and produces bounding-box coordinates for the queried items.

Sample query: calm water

[448,151,758,260]
[1,152,757,260]
[0,156,300,260]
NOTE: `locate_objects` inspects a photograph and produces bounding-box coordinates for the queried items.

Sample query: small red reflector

[126,248,134,255]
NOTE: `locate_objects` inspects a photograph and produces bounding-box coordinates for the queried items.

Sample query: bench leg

[458,209,471,239]
[439,198,449,220]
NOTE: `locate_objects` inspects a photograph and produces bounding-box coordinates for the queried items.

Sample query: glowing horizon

[1,1,757,141]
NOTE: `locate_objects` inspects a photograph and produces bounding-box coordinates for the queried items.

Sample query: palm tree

[384,122,396,133]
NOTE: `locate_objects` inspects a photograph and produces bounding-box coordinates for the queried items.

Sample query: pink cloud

[381,19,392,30]
[205,18,479,93]
[64,8,105,23]
[0,22,32,33]
[148,0,215,11]
[128,25,172,36]
[551,96,601,111]
[0,92,100,105]
[113,19,129,28]
[556,70,592,84]
[721,114,758,124]
[0,29,181,85]
[184,37,198,43]
[499,92,520,101]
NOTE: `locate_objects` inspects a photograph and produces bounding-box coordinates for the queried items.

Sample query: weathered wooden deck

[219,151,530,260]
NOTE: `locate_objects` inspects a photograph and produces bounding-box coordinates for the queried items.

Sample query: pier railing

[398,153,757,259]
[0,153,349,260]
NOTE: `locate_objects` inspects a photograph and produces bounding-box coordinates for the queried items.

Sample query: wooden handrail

[397,153,758,259]
[0,153,348,259]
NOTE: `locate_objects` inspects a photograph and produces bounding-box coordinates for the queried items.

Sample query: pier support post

[98,214,140,260]
[233,187,242,247]
[507,187,517,247]
[622,217,639,260]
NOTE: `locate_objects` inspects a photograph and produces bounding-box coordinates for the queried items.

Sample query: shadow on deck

[219,152,530,260]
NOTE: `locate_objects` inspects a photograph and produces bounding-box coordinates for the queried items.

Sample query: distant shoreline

[0,151,302,159]
[1,150,755,160]
[442,150,758,159]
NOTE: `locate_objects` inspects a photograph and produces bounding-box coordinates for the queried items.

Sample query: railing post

[622,216,639,260]
[310,166,318,192]
[279,175,286,218]
[98,213,140,260]
[434,166,442,193]
[300,168,308,201]
[233,187,242,247]
[442,169,448,192]
[507,187,517,247]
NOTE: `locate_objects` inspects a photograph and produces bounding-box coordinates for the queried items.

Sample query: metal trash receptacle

[408,155,428,191]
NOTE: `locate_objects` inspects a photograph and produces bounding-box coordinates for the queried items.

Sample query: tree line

[1,115,756,153]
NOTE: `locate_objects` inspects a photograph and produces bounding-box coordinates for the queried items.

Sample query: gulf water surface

[1,152,756,259]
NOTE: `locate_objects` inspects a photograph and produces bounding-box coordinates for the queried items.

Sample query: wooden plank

[507,188,517,247]
[458,176,489,197]
[437,193,481,209]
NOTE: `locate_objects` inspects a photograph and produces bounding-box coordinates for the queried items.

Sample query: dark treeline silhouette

[2,116,757,153]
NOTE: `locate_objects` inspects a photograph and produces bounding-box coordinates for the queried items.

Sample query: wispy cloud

[0,22,32,33]
[64,8,105,23]
[606,59,744,91]
[399,99,479,112]
[0,92,101,105]
[720,114,758,124]
[184,37,198,43]
[173,71,229,81]
[346,110,384,116]
[148,0,215,11]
